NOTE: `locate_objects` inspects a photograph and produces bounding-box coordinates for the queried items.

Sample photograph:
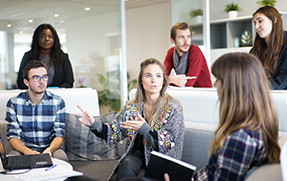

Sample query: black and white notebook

[143,151,196,181]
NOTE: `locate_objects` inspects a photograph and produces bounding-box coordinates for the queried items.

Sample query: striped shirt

[194,128,268,181]
[5,90,66,150]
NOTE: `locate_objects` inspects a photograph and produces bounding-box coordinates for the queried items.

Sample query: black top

[250,31,287,90]
[271,31,287,90]
[17,51,74,89]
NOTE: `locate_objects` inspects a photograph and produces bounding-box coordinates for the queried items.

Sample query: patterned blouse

[104,95,184,179]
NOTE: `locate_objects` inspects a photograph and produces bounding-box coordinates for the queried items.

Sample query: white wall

[65,12,120,89]
[65,12,120,67]
[126,2,170,81]
[0,32,7,89]
[170,0,203,26]
[64,0,287,85]
[64,2,170,86]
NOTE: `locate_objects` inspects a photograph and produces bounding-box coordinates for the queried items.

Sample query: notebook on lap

[143,151,196,181]
[0,136,53,171]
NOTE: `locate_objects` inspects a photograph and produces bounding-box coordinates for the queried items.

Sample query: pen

[45,164,57,171]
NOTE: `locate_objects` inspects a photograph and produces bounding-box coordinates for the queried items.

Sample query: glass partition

[170,0,204,46]
[0,0,126,114]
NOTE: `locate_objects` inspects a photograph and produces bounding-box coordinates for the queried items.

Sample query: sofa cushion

[0,121,12,153]
[182,126,214,173]
[65,112,118,161]
[182,122,217,173]
[245,163,282,181]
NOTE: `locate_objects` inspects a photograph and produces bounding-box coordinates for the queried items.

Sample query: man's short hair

[23,60,46,80]
[170,22,192,41]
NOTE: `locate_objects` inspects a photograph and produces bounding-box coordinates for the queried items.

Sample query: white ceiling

[0,0,168,34]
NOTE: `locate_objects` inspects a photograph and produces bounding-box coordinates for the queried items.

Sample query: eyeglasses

[28,75,49,82]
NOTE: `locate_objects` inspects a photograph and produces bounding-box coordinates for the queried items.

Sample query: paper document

[12,166,82,181]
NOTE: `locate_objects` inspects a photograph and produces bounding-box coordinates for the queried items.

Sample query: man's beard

[176,43,190,53]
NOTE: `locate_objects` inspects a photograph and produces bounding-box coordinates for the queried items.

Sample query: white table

[0,158,74,181]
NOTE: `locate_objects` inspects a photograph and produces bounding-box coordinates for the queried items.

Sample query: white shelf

[211,46,252,51]
[188,22,204,46]
[189,22,203,27]
[210,16,254,49]
[210,12,287,50]
[210,16,252,24]
[210,46,252,66]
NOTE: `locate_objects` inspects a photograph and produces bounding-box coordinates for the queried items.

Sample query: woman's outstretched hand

[73,105,95,127]
[120,112,145,131]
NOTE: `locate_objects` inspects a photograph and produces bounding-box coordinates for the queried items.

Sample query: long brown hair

[134,58,170,127]
[251,6,284,78]
[210,53,280,163]
[117,58,171,128]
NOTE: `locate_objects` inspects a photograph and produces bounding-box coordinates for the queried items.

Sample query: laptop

[143,151,196,181]
[0,135,53,171]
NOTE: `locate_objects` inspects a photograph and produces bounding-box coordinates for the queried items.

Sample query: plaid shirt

[194,128,268,181]
[5,90,66,150]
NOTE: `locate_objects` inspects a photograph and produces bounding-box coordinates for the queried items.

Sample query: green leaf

[95,70,137,112]
[256,0,276,7]
[189,9,203,17]
[223,2,242,13]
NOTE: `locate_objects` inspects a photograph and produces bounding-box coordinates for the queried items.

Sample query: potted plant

[223,2,242,19]
[189,9,203,23]
[256,0,276,7]
[96,71,137,114]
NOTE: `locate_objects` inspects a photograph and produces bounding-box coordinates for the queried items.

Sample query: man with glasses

[5,60,68,161]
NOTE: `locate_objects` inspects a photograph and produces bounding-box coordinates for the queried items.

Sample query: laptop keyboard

[8,155,33,167]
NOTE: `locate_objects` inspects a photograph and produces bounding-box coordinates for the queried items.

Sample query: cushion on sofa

[65,112,118,161]
[0,121,12,153]
[245,163,282,181]
[182,126,214,173]
[182,122,217,173]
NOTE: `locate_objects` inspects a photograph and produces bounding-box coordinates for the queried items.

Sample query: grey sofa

[0,120,285,181]
[1,88,286,180]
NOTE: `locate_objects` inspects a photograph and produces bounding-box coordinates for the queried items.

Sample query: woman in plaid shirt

[194,53,281,181]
